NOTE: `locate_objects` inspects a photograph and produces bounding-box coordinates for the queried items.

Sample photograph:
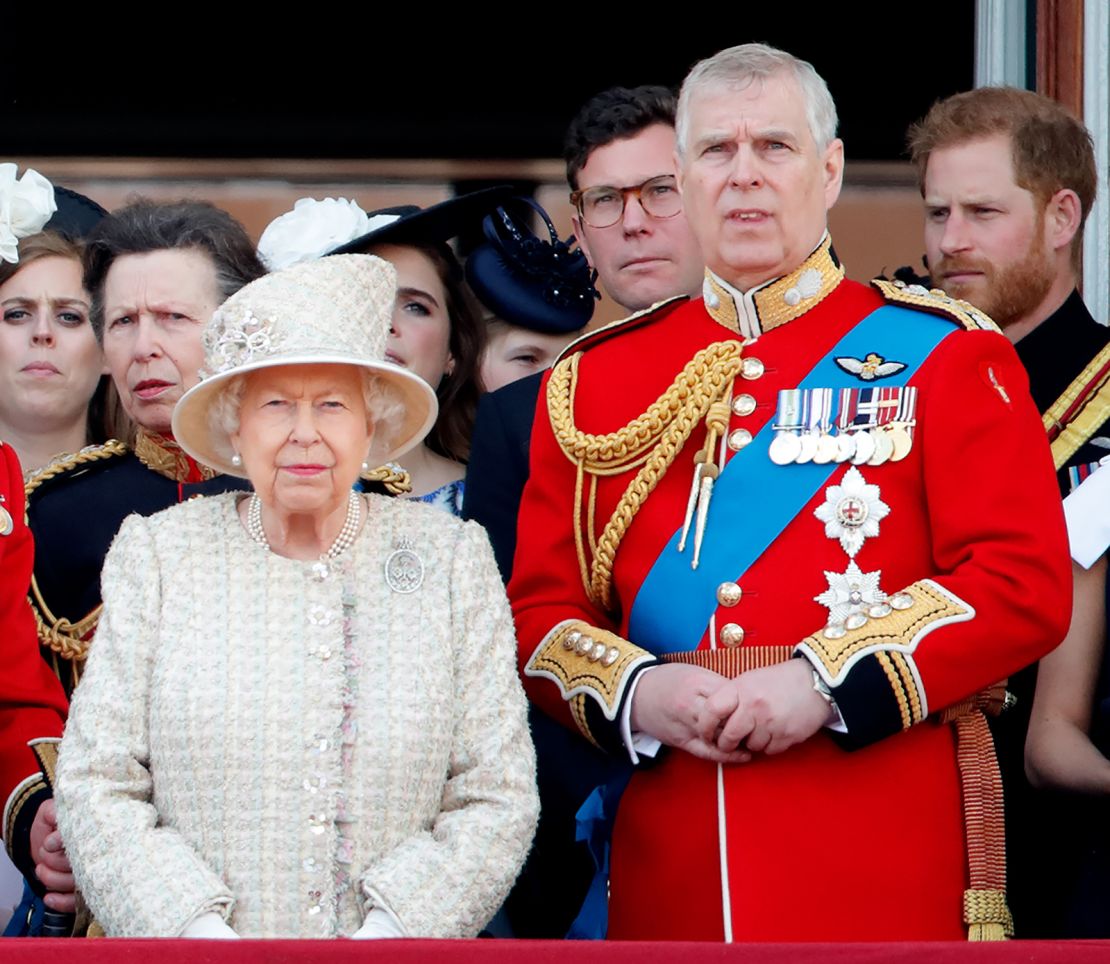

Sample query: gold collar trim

[703,236,844,338]
[134,430,216,483]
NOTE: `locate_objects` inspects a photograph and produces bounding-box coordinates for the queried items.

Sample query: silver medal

[834,432,856,463]
[868,427,893,466]
[850,429,875,465]
[796,431,818,464]
[769,432,802,465]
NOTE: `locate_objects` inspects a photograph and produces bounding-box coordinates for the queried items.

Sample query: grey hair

[207,367,406,468]
[675,43,838,157]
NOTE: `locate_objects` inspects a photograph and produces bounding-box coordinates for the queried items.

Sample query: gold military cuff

[524,619,656,728]
[796,578,975,726]
[3,772,48,860]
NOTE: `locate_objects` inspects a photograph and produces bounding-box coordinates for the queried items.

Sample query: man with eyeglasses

[464,85,703,939]
[567,86,704,314]
[510,44,1069,941]
[466,85,704,580]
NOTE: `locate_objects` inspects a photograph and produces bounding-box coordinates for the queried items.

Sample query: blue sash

[627,305,956,653]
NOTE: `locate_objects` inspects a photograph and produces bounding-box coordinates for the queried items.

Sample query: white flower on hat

[0,164,58,265]
[257,197,372,271]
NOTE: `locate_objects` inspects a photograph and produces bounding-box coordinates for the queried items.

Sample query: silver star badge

[814,561,885,624]
[814,466,890,558]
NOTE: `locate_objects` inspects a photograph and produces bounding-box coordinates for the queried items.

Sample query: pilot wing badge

[835,353,907,382]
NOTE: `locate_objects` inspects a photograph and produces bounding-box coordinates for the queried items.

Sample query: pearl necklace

[247,490,362,559]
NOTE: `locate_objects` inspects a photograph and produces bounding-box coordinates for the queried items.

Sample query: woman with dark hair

[259,192,505,515]
[27,197,264,698]
[0,167,114,936]
[0,174,125,477]
[0,232,110,476]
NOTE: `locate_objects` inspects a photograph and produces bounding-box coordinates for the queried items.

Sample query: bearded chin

[979,248,1056,330]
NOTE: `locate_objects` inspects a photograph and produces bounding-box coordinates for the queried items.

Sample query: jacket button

[716,582,743,607]
[727,429,752,451]
[732,393,757,416]
[719,623,745,647]
[742,357,764,380]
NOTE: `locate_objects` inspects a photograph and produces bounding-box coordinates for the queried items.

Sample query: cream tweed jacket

[55,492,538,938]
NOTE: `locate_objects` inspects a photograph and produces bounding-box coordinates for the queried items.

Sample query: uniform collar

[702,234,844,339]
[134,429,216,483]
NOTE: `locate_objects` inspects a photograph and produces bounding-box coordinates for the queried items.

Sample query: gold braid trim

[133,429,216,482]
[23,439,128,497]
[29,739,61,791]
[965,889,1013,941]
[23,440,129,665]
[957,708,1013,940]
[797,578,973,688]
[547,342,745,609]
[875,651,913,730]
[4,774,47,857]
[872,279,1002,333]
[1041,341,1110,470]
[663,645,794,675]
[360,463,413,495]
[31,592,98,663]
[524,620,656,725]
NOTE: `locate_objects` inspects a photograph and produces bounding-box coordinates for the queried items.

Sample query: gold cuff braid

[798,579,974,688]
[524,620,655,731]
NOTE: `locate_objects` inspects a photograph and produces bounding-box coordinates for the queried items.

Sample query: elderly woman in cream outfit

[54,255,537,939]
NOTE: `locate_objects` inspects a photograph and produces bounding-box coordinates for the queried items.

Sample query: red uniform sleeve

[509,372,657,753]
[797,331,1072,745]
[0,443,68,886]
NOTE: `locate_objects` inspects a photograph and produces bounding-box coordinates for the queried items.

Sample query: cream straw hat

[172,254,437,478]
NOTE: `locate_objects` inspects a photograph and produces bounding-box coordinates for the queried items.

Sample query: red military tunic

[509,241,1071,941]
[0,441,68,890]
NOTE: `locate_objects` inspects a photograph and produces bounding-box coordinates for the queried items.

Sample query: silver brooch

[385,538,424,593]
[202,307,284,376]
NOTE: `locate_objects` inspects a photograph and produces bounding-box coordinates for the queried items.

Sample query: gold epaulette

[872,279,1001,333]
[553,295,689,364]
[23,439,128,498]
[1042,341,1110,470]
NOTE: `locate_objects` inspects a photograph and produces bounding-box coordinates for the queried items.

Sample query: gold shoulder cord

[24,441,128,670]
[547,342,744,610]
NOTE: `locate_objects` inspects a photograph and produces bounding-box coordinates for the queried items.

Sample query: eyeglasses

[569,175,683,229]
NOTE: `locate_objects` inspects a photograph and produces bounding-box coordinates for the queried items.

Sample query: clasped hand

[630,660,833,763]
[30,798,75,913]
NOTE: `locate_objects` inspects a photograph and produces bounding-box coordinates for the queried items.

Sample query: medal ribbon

[627,305,957,655]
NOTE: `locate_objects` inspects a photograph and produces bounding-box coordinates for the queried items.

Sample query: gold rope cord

[24,441,128,664]
[547,342,744,609]
[23,440,127,497]
[955,708,1013,940]
[360,463,413,495]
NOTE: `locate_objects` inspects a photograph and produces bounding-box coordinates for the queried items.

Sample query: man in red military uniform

[0,440,71,926]
[509,43,1071,942]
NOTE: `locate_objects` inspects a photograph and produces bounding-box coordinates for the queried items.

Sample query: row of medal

[768,386,918,467]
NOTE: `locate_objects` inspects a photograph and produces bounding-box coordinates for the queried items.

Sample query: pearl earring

[361,460,370,473]
[231,453,242,467]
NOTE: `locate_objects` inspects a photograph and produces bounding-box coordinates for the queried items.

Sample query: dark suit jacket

[463,372,543,582]
[464,372,619,938]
